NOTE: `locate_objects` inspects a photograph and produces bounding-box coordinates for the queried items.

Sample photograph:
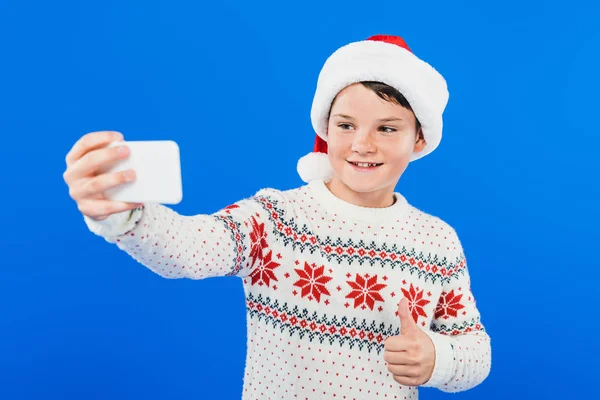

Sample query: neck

[325,178,396,208]
[308,180,409,223]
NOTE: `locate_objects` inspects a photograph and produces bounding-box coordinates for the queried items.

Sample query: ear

[414,128,427,152]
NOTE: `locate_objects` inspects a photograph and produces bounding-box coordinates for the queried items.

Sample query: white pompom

[297,152,333,183]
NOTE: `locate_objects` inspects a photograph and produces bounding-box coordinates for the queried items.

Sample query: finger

[384,350,416,366]
[388,364,420,378]
[384,336,411,352]
[70,169,136,200]
[398,297,418,336]
[67,144,130,181]
[65,131,123,167]
[393,374,422,387]
[77,198,143,220]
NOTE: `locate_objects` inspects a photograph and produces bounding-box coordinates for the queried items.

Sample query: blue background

[1,0,598,398]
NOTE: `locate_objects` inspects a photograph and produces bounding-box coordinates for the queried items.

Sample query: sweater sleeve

[421,228,492,392]
[82,188,286,280]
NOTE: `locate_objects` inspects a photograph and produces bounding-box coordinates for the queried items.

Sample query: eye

[338,123,354,130]
[379,126,397,134]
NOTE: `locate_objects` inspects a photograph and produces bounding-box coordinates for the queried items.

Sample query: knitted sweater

[84,180,491,399]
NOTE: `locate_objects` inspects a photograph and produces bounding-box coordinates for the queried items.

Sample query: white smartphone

[101,140,183,205]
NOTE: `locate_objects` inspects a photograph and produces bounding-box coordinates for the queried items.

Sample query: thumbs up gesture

[384,297,436,386]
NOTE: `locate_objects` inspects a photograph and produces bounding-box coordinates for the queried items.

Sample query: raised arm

[63,130,285,281]
[83,190,285,280]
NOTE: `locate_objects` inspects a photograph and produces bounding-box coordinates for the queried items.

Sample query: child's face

[325,83,425,206]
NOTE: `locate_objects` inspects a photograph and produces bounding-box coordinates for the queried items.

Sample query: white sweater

[85,179,491,399]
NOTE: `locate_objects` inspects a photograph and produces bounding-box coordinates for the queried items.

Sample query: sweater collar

[307,179,410,223]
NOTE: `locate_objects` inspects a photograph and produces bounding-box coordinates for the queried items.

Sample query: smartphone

[101,140,183,205]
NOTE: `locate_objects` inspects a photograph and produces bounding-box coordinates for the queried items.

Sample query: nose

[351,130,376,154]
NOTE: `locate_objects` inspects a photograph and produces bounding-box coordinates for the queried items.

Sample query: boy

[64,34,491,399]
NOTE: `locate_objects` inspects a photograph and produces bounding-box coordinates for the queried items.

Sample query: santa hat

[297,34,449,183]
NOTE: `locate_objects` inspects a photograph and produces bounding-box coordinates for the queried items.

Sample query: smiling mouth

[348,161,384,168]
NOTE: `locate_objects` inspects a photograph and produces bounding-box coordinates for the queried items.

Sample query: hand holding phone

[63,131,183,222]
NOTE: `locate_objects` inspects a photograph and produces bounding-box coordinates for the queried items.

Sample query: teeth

[354,162,378,167]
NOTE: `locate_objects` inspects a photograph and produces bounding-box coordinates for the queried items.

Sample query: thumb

[398,297,418,335]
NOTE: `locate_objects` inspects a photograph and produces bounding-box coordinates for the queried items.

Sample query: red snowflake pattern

[248,216,267,267]
[223,204,240,214]
[249,250,280,287]
[434,290,465,320]
[401,283,430,323]
[293,262,333,303]
[345,273,387,311]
